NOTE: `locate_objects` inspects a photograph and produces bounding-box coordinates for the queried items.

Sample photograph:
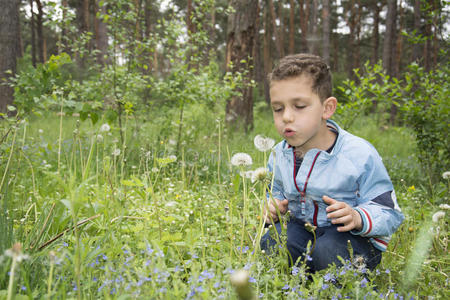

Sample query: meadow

[0,102,448,299]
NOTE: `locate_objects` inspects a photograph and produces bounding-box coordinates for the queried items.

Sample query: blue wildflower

[324,273,332,282]
[360,277,368,288]
[292,266,299,276]
[249,276,256,283]
[322,284,329,290]
[21,286,26,291]
[282,284,290,290]
[306,255,313,261]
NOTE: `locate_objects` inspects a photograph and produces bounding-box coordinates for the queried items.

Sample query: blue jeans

[260,218,382,272]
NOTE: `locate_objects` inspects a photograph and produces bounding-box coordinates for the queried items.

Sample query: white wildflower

[254,135,275,152]
[168,139,177,146]
[442,171,450,179]
[100,123,110,133]
[96,134,103,143]
[112,148,121,157]
[151,167,159,173]
[168,155,177,162]
[202,166,209,172]
[439,204,450,210]
[231,153,253,166]
[4,243,29,262]
[432,211,445,223]
[251,167,268,183]
[38,129,43,134]
[240,170,254,179]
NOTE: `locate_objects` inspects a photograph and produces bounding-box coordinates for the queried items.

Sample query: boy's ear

[322,97,337,120]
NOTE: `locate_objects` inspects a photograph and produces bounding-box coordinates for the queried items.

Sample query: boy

[261,54,404,272]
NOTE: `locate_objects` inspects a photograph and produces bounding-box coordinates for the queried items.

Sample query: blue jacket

[268,120,404,251]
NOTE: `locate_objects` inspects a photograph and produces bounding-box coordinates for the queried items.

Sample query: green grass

[0,106,448,299]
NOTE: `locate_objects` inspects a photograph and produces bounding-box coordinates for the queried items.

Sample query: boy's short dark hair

[268,53,332,102]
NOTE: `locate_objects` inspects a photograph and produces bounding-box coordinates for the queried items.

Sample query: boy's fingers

[323,195,337,205]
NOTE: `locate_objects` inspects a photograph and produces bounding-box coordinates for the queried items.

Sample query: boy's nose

[282,109,294,123]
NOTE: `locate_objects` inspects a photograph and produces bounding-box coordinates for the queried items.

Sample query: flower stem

[7,256,17,300]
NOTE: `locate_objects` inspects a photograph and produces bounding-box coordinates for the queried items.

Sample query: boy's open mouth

[284,128,296,137]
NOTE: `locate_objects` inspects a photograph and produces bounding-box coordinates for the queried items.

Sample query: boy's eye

[295,105,306,109]
[272,107,283,112]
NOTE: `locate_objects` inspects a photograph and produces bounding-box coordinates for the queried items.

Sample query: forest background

[0,0,449,299]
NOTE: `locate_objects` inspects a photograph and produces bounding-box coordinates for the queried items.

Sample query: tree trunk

[95,0,109,65]
[322,0,330,64]
[29,0,36,67]
[394,0,404,76]
[309,0,318,55]
[0,0,20,114]
[383,0,398,124]
[372,1,380,64]
[35,0,45,63]
[299,0,308,52]
[346,0,357,79]
[382,0,397,77]
[354,0,361,74]
[263,2,272,105]
[412,0,421,62]
[225,0,258,132]
[289,0,295,54]
[187,0,195,34]
[268,0,283,58]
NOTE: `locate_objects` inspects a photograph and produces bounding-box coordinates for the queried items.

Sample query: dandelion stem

[57,100,63,173]
[6,256,17,300]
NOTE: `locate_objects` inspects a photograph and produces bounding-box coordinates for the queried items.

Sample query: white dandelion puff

[251,167,268,183]
[96,134,103,143]
[231,153,253,166]
[112,148,121,157]
[442,171,450,179]
[240,170,254,179]
[100,123,110,132]
[254,135,275,152]
[439,204,450,210]
[432,211,445,223]
[168,155,177,162]
[4,243,29,262]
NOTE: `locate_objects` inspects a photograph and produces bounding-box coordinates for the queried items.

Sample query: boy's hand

[264,199,289,223]
[323,195,362,232]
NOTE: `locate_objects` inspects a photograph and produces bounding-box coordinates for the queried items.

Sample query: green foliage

[401,62,450,190]
[336,59,449,190]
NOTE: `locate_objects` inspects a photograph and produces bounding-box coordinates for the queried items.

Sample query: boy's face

[270,75,334,153]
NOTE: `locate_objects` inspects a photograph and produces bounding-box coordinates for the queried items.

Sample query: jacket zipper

[293,151,321,226]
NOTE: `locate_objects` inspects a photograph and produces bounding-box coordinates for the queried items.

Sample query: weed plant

[0,103,448,299]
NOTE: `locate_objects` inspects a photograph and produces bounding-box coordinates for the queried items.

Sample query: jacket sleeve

[351,152,404,237]
[266,151,285,201]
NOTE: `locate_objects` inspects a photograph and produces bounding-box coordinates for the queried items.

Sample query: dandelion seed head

[112,148,121,157]
[251,167,269,183]
[442,171,450,179]
[100,123,110,132]
[240,170,254,179]
[231,153,253,166]
[254,135,275,152]
[439,204,450,210]
[432,211,445,223]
